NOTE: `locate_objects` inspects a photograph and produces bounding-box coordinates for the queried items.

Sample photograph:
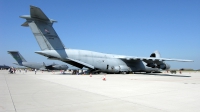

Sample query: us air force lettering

[20,6,193,74]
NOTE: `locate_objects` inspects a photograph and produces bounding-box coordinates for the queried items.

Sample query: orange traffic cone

[103,75,106,81]
[90,73,92,77]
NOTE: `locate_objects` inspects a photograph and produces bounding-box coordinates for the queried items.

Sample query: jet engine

[146,63,156,68]
[149,51,170,70]
[157,63,170,70]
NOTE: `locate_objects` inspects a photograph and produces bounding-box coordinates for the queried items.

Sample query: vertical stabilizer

[20,5,65,50]
[8,51,27,66]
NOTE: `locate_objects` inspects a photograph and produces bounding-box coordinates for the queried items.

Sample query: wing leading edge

[116,56,193,62]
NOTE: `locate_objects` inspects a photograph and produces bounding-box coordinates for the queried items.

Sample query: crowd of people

[8,67,16,74]
[8,67,28,74]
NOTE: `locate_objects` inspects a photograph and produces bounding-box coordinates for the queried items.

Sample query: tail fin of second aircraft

[20,5,65,51]
[8,51,27,66]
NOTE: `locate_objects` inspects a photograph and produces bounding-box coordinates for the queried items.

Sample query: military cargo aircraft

[0,65,10,70]
[20,6,193,74]
[8,51,68,70]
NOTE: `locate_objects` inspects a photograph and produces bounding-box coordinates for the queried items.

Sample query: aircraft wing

[115,56,193,65]
[116,56,193,62]
[116,56,193,69]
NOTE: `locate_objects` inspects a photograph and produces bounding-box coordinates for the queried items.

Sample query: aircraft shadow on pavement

[137,73,191,77]
[55,73,191,77]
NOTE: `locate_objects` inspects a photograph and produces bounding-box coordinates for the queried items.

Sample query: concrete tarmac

[1,70,200,112]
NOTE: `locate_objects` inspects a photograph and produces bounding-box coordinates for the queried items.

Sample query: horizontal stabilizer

[20,6,64,50]
[21,21,29,27]
[30,5,49,21]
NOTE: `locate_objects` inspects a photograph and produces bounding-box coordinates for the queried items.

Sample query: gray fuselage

[21,62,68,70]
[37,49,160,73]
[22,62,44,70]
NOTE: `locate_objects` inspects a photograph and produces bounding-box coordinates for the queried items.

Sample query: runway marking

[4,73,17,112]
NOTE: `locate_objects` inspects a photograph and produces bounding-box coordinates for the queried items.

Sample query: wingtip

[183,60,194,62]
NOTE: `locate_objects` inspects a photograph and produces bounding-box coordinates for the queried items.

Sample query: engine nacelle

[146,63,156,68]
[158,63,170,70]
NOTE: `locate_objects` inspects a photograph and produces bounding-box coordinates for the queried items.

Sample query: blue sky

[0,0,199,69]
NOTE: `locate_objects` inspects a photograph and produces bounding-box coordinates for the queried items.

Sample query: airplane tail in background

[8,51,27,66]
[20,5,65,51]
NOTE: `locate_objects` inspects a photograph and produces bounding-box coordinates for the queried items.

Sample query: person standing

[35,69,37,74]
[14,68,16,74]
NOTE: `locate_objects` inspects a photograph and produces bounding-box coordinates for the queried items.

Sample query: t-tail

[7,51,27,66]
[20,5,65,51]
